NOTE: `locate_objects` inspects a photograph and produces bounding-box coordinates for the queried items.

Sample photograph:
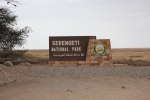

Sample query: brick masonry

[49,39,112,66]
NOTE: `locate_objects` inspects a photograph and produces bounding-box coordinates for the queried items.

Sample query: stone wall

[49,39,112,66]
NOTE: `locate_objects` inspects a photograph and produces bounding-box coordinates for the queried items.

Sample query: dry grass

[0,48,150,66]
[24,48,150,66]
[21,49,49,64]
[0,50,49,65]
[25,49,49,60]
[112,48,150,66]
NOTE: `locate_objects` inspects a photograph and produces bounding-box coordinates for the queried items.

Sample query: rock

[4,61,13,67]
[121,86,126,89]
[0,69,15,85]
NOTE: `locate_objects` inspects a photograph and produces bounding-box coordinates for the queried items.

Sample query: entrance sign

[49,36,112,66]
[49,36,96,61]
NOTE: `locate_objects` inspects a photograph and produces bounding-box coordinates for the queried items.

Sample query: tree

[1,0,20,6]
[0,8,31,51]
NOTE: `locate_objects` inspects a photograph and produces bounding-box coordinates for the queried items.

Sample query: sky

[0,0,150,49]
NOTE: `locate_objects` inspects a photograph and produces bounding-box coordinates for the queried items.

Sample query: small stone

[67,89,73,92]
[4,61,13,67]
[121,86,126,89]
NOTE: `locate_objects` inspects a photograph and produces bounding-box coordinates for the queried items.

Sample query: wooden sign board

[49,36,96,61]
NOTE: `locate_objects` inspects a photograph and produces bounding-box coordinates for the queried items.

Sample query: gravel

[29,66,150,78]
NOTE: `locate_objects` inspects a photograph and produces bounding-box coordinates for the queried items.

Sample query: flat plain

[20,48,150,66]
[1,48,150,66]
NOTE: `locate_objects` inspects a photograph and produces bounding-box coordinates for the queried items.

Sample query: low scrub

[0,50,27,58]
[113,59,150,66]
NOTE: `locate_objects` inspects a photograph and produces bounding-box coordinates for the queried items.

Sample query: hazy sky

[1,0,150,49]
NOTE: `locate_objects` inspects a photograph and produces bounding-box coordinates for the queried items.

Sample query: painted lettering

[72,47,81,51]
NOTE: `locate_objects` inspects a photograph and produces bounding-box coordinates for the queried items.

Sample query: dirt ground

[0,66,150,100]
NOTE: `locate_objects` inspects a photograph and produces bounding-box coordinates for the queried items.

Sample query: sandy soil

[0,66,150,100]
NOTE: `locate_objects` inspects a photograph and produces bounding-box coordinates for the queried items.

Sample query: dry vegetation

[0,48,150,66]
[0,50,49,65]
[112,48,150,66]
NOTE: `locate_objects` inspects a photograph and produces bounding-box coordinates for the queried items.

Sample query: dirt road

[0,66,150,100]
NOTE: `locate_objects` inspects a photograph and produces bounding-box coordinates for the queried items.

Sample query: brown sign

[49,36,96,61]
